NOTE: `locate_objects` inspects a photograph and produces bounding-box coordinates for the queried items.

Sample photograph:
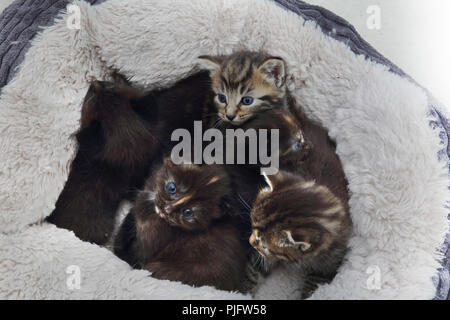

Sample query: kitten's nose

[226,114,235,121]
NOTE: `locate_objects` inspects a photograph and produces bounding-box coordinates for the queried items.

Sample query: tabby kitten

[232,98,351,298]
[114,159,251,292]
[249,170,352,298]
[216,108,313,294]
[199,51,288,125]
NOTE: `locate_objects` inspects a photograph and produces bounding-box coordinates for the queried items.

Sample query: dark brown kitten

[46,81,158,244]
[286,99,349,206]
[221,108,312,216]
[114,159,251,292]
[250,170,352,298]
[47,72,215,244]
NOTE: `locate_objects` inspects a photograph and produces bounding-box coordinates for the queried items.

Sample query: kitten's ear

[262,170,285,192]
[198,55,223,71]
[280,228,323,251]
[258,57,286,88]
[279,230,311,251]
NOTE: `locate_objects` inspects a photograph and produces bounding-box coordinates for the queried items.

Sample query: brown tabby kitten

[199,51,288,125]
[231,96,350,297]
[250,170,352,298]
[47,71,215,245]
[114,159,251,292]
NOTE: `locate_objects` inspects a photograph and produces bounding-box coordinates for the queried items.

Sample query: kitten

[114,159,251,292]
[46,80,158,244]
[221,108,312,214]
[226,100,350,297]
[286,99,349,205]
[218,108,313,294]
[242,108,311,167]
[198,51,288,125]
[47,71,215,244]
[249,170,352,299]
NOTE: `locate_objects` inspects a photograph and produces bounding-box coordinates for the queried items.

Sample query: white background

[1,0,449,107]
[307,0,450,108]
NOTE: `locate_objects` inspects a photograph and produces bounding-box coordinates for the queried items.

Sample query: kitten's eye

[241,96,254,105]
[183,208,194,219]
[292,141,303,151]
[217,94,227,104]
[167,182,177,195]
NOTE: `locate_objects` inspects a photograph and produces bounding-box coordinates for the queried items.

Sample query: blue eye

[241,96,254,105]
[183,208,194,218]
[293,141,303,151]
[167,182,176,194]
[217,94,227,104]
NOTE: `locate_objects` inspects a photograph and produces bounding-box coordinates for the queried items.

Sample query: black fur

[47,72,215,244]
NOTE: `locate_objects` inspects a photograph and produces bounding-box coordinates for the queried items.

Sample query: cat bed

[0,0,449,300]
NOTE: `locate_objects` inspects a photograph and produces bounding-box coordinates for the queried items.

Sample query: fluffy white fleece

[0,0,448,299]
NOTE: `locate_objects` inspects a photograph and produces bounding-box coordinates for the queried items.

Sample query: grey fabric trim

[429,103,450,300]
[0,0,103,91]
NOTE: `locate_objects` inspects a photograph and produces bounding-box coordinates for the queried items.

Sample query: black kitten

[47,72,215,244]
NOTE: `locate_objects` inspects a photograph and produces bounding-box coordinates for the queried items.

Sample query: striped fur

[199,51,287,125]
[249,170,352,298]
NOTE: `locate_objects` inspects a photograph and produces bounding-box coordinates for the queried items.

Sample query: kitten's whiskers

[236,192,251,212]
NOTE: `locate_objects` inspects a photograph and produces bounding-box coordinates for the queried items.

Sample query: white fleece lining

[0,0,448,299]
